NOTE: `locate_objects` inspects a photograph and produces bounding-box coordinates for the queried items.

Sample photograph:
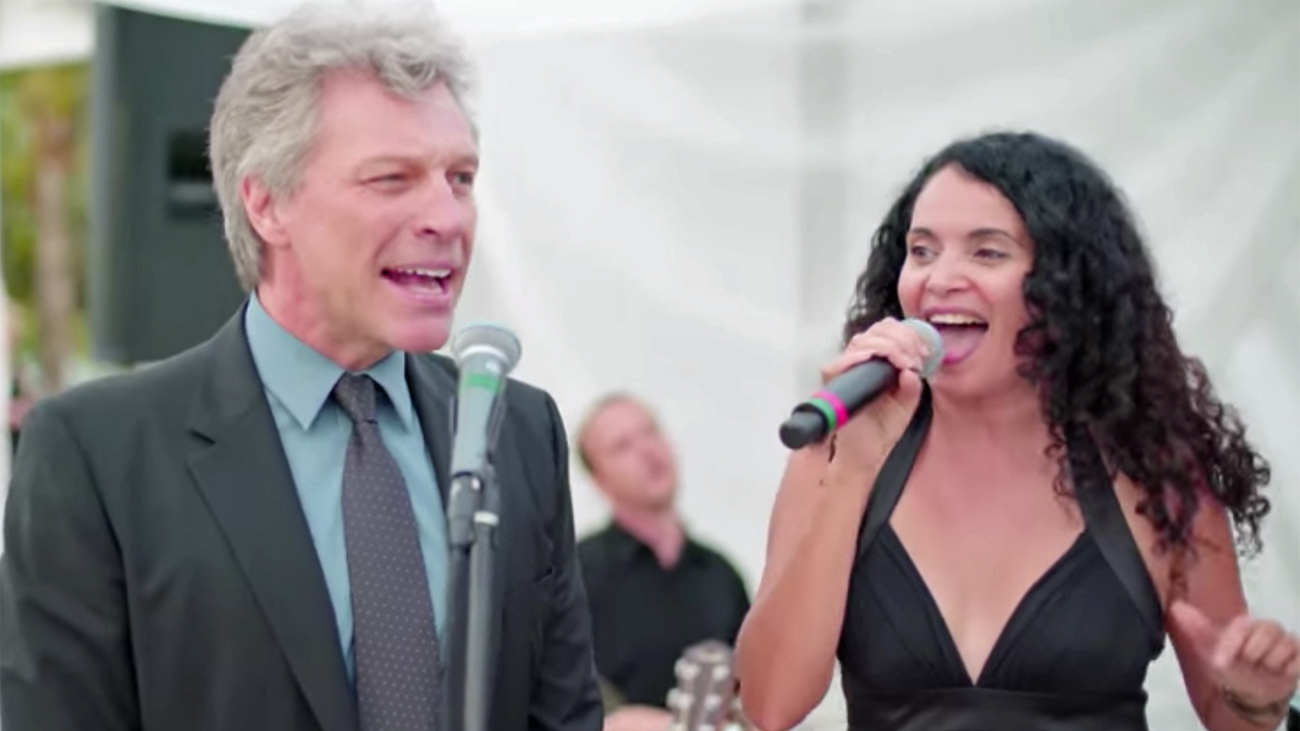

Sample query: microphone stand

[445,463,501,731]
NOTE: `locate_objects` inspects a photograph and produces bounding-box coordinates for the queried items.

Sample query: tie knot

[333,373,378,425]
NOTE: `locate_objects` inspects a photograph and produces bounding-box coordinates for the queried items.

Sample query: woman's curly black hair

[844,131,1270,558]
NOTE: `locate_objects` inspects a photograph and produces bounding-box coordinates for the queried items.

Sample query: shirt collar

[244,293,414,430]
[605,519,704,567]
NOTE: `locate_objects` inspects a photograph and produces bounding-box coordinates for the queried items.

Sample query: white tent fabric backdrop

[8,0,1300,726]
[0,0,93,70]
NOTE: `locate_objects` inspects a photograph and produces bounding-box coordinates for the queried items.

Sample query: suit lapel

[185,311,357,731]
[405,355,453,507]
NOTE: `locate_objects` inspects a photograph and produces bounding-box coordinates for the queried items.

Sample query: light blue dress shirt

[243,294,448,680]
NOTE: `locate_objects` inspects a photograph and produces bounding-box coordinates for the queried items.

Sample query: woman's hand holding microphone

[815,317,938,487]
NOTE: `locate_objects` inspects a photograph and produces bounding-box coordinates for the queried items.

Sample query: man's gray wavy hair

[208,0,478,291]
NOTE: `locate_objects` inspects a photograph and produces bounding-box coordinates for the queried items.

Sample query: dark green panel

[89,4,250,364]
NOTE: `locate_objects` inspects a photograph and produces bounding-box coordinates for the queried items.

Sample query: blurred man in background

[576,392,750,731]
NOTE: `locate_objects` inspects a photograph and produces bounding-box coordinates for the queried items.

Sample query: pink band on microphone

[812,390,850,427]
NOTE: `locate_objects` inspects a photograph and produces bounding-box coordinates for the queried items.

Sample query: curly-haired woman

[735,132,1298,731]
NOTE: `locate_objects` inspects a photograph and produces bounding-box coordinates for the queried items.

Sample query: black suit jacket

[0,310,603,731]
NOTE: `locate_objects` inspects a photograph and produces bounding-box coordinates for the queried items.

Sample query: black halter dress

[837,387,1166,731]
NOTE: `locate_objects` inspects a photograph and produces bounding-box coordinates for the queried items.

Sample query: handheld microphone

[448,323,522,479]
[779,318,943,450]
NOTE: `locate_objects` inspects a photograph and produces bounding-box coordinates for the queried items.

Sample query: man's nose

[415,174,472,241]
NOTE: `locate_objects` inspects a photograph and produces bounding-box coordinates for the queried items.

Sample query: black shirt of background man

[577,521,751,708]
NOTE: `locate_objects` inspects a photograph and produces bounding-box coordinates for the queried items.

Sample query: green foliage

[0,62,91,357]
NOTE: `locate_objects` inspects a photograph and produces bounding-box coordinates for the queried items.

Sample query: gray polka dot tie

[334,374,443,731]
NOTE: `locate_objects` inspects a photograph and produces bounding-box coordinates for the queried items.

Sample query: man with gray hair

[0,2,604,730]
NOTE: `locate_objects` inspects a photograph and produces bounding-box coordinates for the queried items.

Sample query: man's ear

[240,176,289,250]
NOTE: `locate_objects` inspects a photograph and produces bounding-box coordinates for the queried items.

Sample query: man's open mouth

[382,267,451,293]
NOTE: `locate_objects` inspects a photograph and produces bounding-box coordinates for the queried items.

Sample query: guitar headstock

[665,640,740,731]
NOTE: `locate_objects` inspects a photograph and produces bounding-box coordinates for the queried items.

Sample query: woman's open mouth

[927,312,988,366]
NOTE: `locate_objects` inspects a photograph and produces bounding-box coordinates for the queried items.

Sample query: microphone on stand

[448,323,522,480]
[444,322,521,731]
[779,318,943,450]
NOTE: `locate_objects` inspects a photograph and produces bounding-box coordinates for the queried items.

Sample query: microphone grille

[450,322,522,373]
[902,318,944,379]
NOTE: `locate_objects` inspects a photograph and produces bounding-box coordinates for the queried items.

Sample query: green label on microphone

[466,372,501,391]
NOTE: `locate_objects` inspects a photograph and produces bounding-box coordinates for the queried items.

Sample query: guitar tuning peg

[674,658,699,680]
